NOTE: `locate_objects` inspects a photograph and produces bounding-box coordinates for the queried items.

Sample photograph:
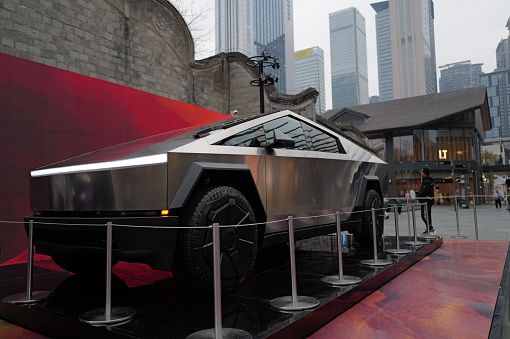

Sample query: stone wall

[0,0,317,116]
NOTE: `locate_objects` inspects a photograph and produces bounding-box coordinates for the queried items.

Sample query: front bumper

[24,215,180,270]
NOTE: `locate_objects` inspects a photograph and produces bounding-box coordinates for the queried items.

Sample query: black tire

[51,254,118,273]
[354,189,384,246]
[174,186,258,295]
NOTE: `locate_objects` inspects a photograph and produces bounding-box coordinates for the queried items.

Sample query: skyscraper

[371,0,437,101]
[483,17,510,140]
[329,7,369,108]
[482,70,510,139]
[496,17,510,71]
[294,47,326,115]
[215,0,295,94]
[439,61,484,93]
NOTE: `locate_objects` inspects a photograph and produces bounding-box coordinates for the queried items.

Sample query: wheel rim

[188,187,257,286]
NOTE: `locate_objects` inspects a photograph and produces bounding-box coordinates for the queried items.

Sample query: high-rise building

[329,7,369,108]
[483,17,510,141]
[482,70,510,139]
[215,0,295,94]
[496,17,510,71]
[371,0,437,101]
[294,47,326,115]
[439,61,484,93]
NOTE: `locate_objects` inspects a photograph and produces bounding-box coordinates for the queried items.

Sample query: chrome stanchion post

[3,220,52,304]
[187,223,252,339]
[386,205,412,254]
[322,212,361,285]
[361,208,391,266]
[404,204,426,246]
[270,216,320,311]
[80,222,136,326]
[473,194,479,241]
[213,223,222,339]
[406,201,412,241]
[452,195,467,239]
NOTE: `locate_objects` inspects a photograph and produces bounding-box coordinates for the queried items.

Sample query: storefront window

[394,135,414,162]
[437,130,450,161]
[423,130,438,161]
[449,130,474,161]
[413,130,423,161]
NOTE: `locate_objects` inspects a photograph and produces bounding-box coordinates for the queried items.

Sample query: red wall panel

[0,52,230,263]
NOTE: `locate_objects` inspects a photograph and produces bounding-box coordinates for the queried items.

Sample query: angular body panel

[27,110,387,275]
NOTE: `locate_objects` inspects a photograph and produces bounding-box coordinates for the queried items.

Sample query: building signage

[438,149,448,159]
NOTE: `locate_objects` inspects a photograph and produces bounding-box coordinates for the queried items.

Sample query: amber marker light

[161,209,170,217]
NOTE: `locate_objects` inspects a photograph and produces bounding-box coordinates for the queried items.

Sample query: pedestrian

[395,198,403,214]
[454,190,461,211]
[416,167,436,235]
[494,189,502,209]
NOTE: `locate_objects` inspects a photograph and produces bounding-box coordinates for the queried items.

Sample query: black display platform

[0,236,442,339]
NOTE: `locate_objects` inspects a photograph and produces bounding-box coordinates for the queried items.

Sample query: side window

[263,117,309,150]
[219,125,265,147]
[302,122,344,154]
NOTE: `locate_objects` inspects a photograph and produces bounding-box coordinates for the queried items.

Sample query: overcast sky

[182,0,510,110]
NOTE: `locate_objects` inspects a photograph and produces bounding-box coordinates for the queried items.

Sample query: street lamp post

[245,50,280,113]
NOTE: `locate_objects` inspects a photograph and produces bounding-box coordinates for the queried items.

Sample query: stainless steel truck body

[27,110,387,294]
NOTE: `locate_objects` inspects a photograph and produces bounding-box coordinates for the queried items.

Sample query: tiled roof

[324,87,489,133]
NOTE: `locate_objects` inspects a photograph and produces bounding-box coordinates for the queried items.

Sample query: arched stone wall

[0,0,317,115]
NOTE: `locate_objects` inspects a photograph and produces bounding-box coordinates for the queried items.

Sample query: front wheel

[174,186,258,295]
[353,189,384,246]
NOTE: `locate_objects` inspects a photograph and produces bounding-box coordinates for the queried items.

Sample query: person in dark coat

[416,167,436,235]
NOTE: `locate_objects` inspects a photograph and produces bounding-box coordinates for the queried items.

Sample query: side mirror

[265,129,295,149]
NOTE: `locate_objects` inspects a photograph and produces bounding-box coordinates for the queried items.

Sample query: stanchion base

[451,236,468,239]
[418,234,438,239]
[321,275,362,286]
[3,291,52,304]
[80,307,136,326]
[186,328,252,339]
[360,259,392,266]
[403,240,427,246]
[269,296,320,311]
[385,248,413,255]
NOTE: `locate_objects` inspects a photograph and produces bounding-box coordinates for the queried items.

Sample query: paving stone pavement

[383,202,510,242]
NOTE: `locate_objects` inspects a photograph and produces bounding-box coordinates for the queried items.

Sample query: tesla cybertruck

[27,110,387,294]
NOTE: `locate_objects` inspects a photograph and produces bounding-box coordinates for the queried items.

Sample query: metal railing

[3,196,498,337]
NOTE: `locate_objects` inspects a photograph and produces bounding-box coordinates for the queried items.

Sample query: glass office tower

[371,0,437,101]
[439,61,484,93]
[329,7,369,108]
[294,47,326,115]
[496,17,510,71]
[215,0,295,94]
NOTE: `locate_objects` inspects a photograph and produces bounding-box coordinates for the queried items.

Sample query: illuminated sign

[438,149,448,159]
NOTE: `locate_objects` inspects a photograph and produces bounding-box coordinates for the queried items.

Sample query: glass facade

[383,127,481,201]
[329,7,369,108]
[294,47,326,115]
[393,129,474,163]
[482,70,510,140]
[216,0,294,93]
[439,61,484,93]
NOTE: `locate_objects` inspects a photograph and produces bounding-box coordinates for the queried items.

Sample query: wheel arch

[355,175,383,207]
[169,162,267,233]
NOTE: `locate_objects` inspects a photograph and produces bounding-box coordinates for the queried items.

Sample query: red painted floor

[309,240,509,339]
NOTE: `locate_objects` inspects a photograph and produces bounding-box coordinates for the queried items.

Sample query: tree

[482,150,500,166]
[170,0,214,59]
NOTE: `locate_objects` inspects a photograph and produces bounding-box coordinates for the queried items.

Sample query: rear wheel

[174,186,258,295]
[353,189,384,246]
